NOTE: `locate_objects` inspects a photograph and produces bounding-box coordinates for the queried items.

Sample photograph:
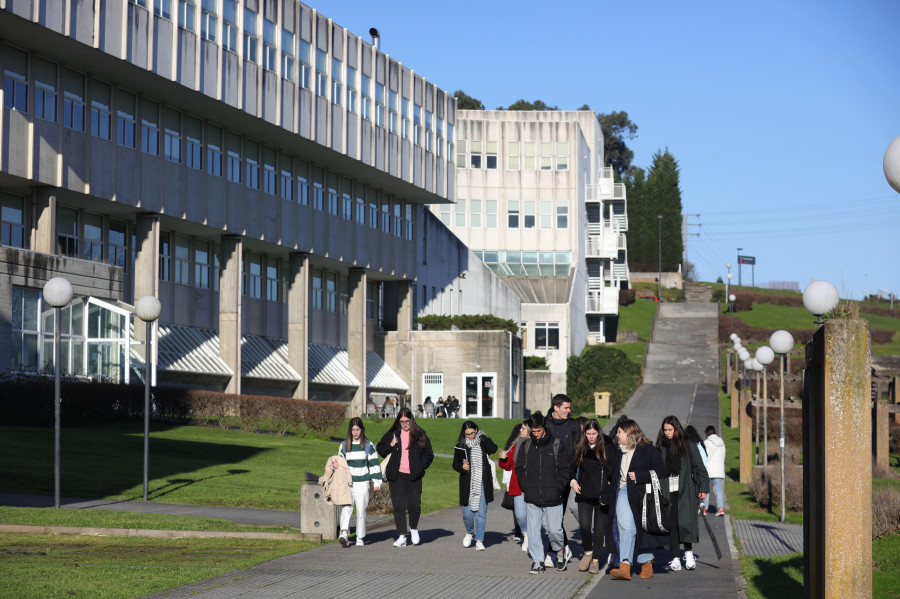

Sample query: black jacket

[451,432,498,506]
[377,428,434,482]
[573,435,615,504]
[602,442,667,550]
[514,431,571,507]
[544,414,581,454]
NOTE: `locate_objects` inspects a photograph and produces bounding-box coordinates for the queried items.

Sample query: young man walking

[516,412,572,573]
[544,393,581,563]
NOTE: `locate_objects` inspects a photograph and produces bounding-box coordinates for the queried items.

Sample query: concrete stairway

[643,302,720,384]
[684,281,713,302]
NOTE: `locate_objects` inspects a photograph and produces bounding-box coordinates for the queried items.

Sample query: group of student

[324,396,728,580]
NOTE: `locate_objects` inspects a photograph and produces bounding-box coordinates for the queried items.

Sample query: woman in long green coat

[656,415,709,572]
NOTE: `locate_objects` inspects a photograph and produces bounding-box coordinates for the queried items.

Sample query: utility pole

[737,248,743,286]
[682,214,701,281]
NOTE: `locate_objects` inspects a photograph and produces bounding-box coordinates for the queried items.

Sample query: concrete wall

[631,271,684,290]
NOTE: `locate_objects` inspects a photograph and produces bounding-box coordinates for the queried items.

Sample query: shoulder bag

[640,470,671,535]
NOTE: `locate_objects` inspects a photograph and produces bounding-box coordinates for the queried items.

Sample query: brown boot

[639,560,654,579]
[589,560,600,575]
[610,560,632,580]
[579,553,593,572]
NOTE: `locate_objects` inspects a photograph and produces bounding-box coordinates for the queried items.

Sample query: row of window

[124,1,454,158]
[440,200,569,230]
[475,250,572,277]
[520,321,560,351]
[309,271,378,319]
[457,141,569,171]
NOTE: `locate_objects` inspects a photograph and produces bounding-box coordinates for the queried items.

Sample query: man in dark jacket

[515,412,571,574]
[543,393,581,562]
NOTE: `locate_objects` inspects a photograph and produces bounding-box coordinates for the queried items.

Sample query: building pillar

[347,268,367,417]
[725,350,732,388]
[730,369,740,428]
[288,252,309,400]
[739,388,752,484]
[396,280,412,342]
[133,214,160,356]
[32,188,56,254]
[892,376,899,424]
[873,400,889,474]
[219,236,242,395]
[803,319,872,599]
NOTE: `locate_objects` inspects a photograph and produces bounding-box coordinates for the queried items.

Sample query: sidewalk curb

[0,524,322,542]
[723,515,748,599]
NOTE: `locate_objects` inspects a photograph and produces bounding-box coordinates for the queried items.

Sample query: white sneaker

[462,533,473,548]
[521,532,529,553]
[355,538,364,547]
[684,551,696,570]
[564,545,573,562]
[393,536,407,548]
[666,557,682,571]
[338,531,349,547]
[475,541,486,551]
[544,554,554,568]
[410,529,420,545]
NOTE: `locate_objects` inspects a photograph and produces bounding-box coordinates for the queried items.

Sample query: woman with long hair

[602,418,666,581]
[684,425,709,515]
[336,417,382,547]
[498,419,531,551]
[655,416,709,571]
[377,407,434,547]
[452,420,498,550]
[570,419,613,574]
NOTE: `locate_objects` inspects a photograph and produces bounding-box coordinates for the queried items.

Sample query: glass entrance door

[462,372,496,418]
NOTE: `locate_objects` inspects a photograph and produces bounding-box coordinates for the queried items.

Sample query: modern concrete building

[438,110,629,393]
[0,0,524,417]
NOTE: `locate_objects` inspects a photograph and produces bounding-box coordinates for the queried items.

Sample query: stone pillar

[32,188,56,254]
[739,388,752,483]
[288,253,309,400]
[133,214,160,356]
[396,280,412,342]
[726,350,732,389]
[803,319,871,599]
[219,236,243,395]
[730,370,740,428]
[873,400,889,474]
[347,268,367,417]
[892,377,899,424]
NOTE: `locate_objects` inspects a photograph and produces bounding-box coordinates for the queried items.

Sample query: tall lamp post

[756,346,775,467]
[729,293,736,328]
[43,277,74,509]
[657,215,663,300]
[770,330,794,523]
[136,296,162,502]
[751,358,764,464]
[737,248,743,287]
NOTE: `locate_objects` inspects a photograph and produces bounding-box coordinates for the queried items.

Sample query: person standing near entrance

[377,407,434,547]
[515,412,571,573]
[544,393,582,564]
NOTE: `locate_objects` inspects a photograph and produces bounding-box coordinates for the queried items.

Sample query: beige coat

[318,455,352,505]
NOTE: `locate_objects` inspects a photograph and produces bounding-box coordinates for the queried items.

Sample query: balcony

[586,288,619,315]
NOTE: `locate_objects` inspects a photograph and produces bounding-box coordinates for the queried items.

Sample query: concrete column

[739,388,753,483]
[32,188,56,254]
[803,319,871,599]
[288,253,309,400]
[396,280,412,342]
[730,370,740,428]
[219,236,243,395]
[873,400,889,474]
[133,214,160,355]
[347,268,367,417]
[725,350,733,388]
[892,377,899,424]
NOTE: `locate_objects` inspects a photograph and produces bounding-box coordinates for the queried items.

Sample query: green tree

[597,111,638,180]
[644,149,684,272]
[499,99,559,111]
[453,90,484,110]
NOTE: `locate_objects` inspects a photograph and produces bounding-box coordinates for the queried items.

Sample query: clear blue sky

[320,0,900,301]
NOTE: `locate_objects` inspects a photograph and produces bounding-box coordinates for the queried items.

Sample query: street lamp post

[770,330,794,523]
[657,215,663,301]
[43,277,74,509]
[803,280,840,325]
[729,293,736,328]
[136,296,162,502]
[737,248,743,287]
[756,346,776,468]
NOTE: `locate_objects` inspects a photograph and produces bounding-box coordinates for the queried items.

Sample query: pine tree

[644,150,684,272]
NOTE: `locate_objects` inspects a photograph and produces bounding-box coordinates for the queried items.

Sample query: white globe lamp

[756,346,775,366]
[885,135,900,194]
[803,280,840,323]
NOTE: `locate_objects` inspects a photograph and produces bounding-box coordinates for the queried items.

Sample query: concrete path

[643,303,720,385]
[734,519,803,557]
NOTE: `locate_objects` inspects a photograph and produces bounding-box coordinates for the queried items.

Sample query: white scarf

[466,433,484,510]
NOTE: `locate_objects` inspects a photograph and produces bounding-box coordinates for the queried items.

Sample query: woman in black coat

[656,415,709,572]
[570,419,614,574]
[602,418,667,581]
[377,407,434,547]
[451,420,497,550]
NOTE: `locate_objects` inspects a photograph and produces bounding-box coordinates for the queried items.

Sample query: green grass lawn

[618,298,658,341]
[0,533,313,599]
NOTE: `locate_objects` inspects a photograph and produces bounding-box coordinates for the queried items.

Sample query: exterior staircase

[642,302,720,384]
[684,282,713,303]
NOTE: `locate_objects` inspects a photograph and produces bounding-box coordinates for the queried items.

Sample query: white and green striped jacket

[338,440,383,488]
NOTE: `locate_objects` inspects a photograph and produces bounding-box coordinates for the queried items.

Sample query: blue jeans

[615,484,653,565]
[703,478,726,511]
[513,493,528,535]
[461,482,488,542]
[526,502,563,563]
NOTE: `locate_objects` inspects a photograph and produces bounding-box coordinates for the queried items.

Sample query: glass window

[262,18,276,70]
[540,142,553,170]
[281,29,294,80]
[297,173,309,206]
[368,199,377,229]
[140,98,159,156]
[154,0,171,19]
[200,0,216,40]
[109,220,127,268]
[356,196,365,224]
[3,46,28,113]
[439,203,451,227]
[82,212,103,262]
[401,97,409,139]
[540,200,552,229]
[34,58,58,123]
[262,147,275,194]
[523,142,535,170]
[485,199,497,229]
[557,201,569,229]
[280,167,293,201]
[456,140,466,168]
[312,183,324,210]
[535,322,560,350]
[413,103,421,145]
[207,123,222,176]
[116,90,136,148]
[485,141,497,169]
[90,80,112,140]
[310,267,323,310]
[346,66,356,111]
[266,261,279,301]
[226,132,241,183]
[194,240,210,288]
[507,200,520,229]
[507,141,519,170]
[297,39,310,88]
[315,49,327,97]
[381,202,390,233]
[331,58,342,106]
[388,90,397,132]
[405,203,414,240]
[174,234,190,285]
[325,272,337,312]
[360,74,370,120]
[159,231,170,282]
[222,0,237,51]
[327,188,338,216]
[1,193,26,248]
[454,199,466,228]
[523,200,536,229]
[243,7,257,62]
[178,0,195,30]
[375,83,384,127]
[342,193,352,220]
[62,69,85,131]
[242,253,262,298]
[186,115,201,169]
[556,142,569,170]
[470,199,481,228]
[469,140,482,169]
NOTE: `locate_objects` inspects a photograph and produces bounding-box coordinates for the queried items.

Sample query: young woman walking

[570,419,613,574]
[602,418,666,581]
[655,415,709,571]
[452,420,498,550]
[498,420,531,551]
[337,417,382,547]
[377,407,434,547]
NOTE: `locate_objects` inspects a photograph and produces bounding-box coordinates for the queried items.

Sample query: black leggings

[669,491,693,553]
[577,502,607,553]
[389,473,422,535]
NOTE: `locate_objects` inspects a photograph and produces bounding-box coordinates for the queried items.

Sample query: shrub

[731,289,754,312]
[619,289,636,306]
[890,424,900,455]
[873,489,900,539]
[416,314,518,334]
[749,466,803,511]
[524,356,549,370]
[567,345,641,413]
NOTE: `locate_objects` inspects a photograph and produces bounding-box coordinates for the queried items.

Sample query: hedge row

[719,316,894,346]
[0,376,344,436]
[713,288,900,320]
[416,314,518,334]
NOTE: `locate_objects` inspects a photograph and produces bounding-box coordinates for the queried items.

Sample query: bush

[890,424,900,455]
[873,489,900,539]
[731,289,754,312]
[749,466,803,511]
[416,314,518,334]
[567,345,641,413]
[524,356,549,370]
[711,288,726,303]
[619,289,636,306]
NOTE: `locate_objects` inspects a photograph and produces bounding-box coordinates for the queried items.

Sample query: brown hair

[617,419,650,451]
[389,407,428,448]
[572,419,608,469]
[344,417,367,451]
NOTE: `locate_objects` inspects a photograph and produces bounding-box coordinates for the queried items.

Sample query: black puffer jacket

[452,432,498,506]
[514,431,571,507]
[573,435,615,504]
[544,415,581,454]
[377,429,434,482]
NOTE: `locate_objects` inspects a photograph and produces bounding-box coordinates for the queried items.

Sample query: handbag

[501,490,515,510]
[640,470,671,535]
[380,453,391,477]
